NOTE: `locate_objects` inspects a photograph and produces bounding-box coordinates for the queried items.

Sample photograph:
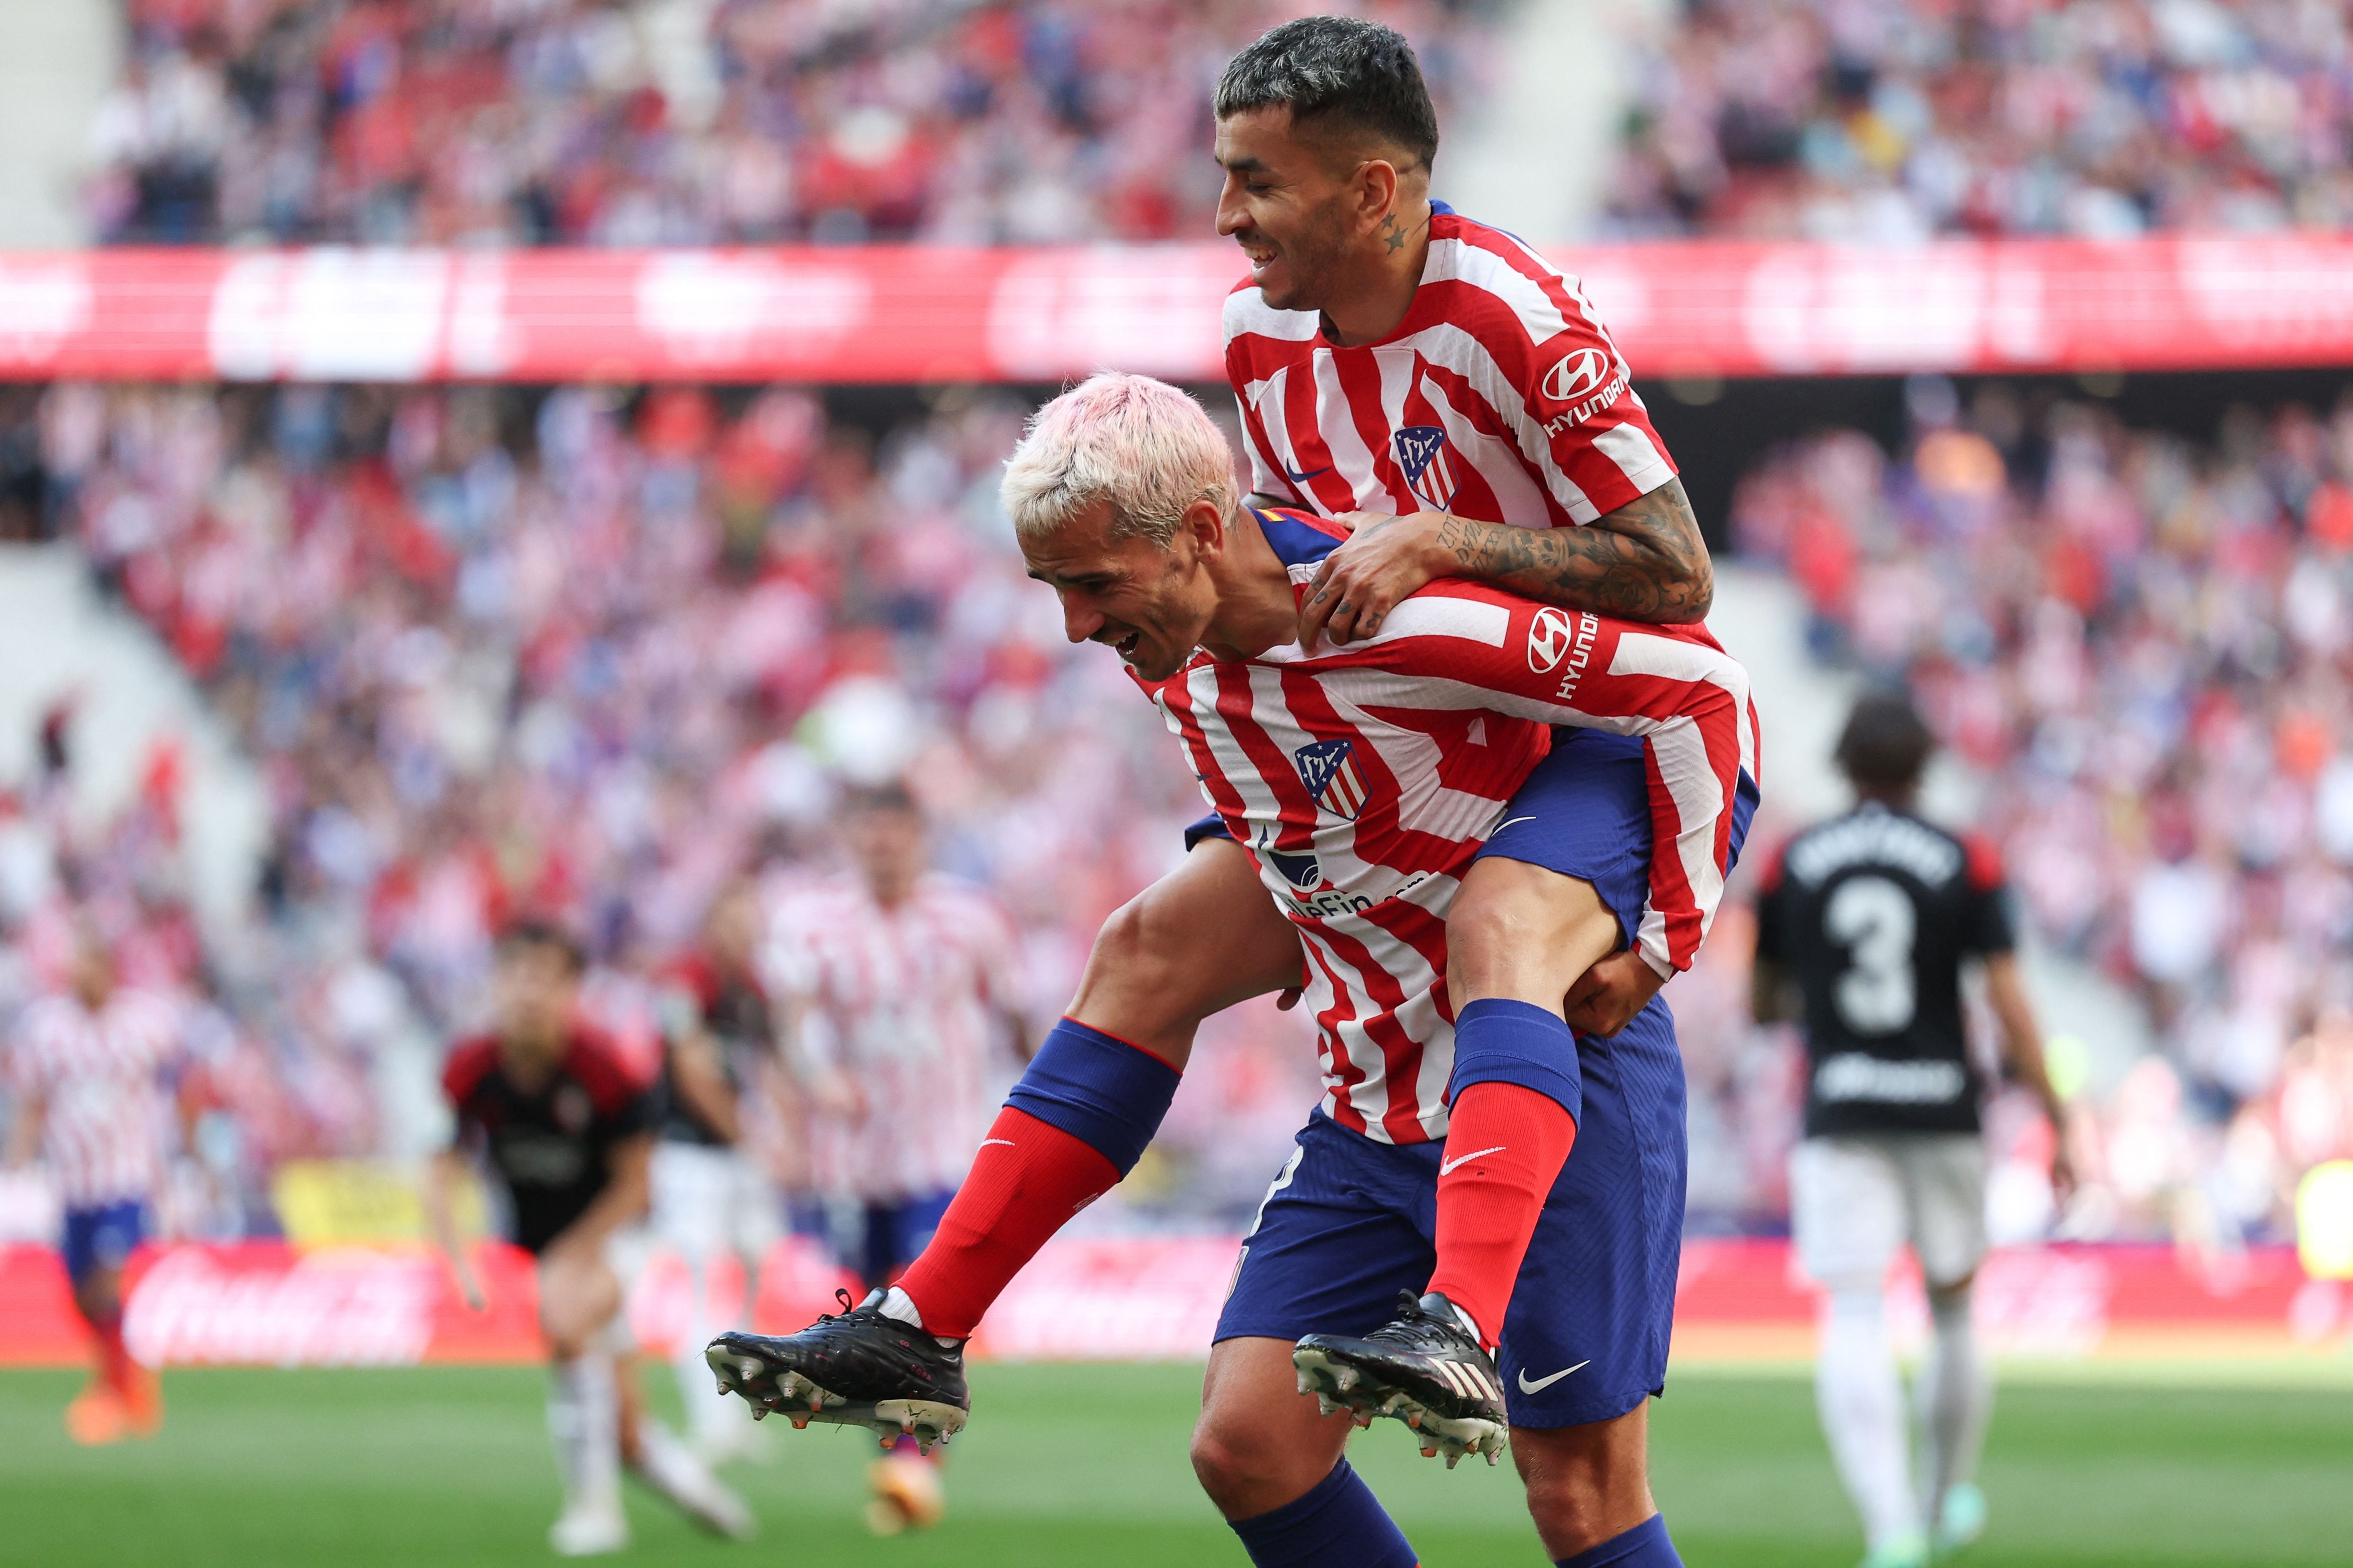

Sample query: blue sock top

[1448,995,1581,1122]
[1003,1017,1181,1176]
[1553,1512,1681,1568]
[1227,1459,1417,1568]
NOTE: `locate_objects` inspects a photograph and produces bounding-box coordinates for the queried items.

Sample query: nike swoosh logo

[979,1139,1016,1149]
[1438,1145,1507,1176]
[1284,464,1332,483]
[1517,1361,1590,1394]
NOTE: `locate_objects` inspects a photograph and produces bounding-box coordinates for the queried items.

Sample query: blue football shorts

[1212,727,1755,1430]
[61,1199,147,1287]
[859,1190,956,1290]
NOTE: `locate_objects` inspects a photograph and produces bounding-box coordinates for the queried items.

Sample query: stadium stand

[17,0,2351,1264]
[87,0,1494,245]
[7,377,2350,1254]
[1605,0,2353,239]
[0,382,1320,1238]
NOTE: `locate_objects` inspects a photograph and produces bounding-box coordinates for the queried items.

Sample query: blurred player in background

[769,782,1030,1535]
[1752,692,2074,1568]
[647,880,785,1465]
[2,927,183,1444]
[427,920,752,1555]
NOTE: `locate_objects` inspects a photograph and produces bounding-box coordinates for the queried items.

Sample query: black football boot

[1292,1289,1507,1467]
[706,1290,968,1455]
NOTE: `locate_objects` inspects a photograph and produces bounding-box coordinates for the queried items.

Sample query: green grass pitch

[3,1362,2348,1566]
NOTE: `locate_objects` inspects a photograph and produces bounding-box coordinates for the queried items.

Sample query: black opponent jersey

[1754,801,2015,1137]
[441,1029,654,1252]
[651,954,774,1147]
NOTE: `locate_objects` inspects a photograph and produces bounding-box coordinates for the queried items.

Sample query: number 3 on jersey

[1825,875,1916,1034]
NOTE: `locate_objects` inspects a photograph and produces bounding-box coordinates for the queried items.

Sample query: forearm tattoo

[1433,477,1713,623]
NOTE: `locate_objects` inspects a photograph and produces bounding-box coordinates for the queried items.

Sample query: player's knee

[1189,1417,1283,1516]
[1926,1275,1975,1320]
[1517,1462,1594,1539]
[73,1270,123,1321]
[1511,1417,1653,1554]
[1447,863,1601,1006]
[1072,890,1207,1039]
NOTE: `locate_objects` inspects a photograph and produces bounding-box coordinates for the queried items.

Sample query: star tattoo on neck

[1381,215,1406,253]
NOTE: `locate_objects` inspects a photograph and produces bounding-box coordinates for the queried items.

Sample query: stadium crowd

[88,0,1492,246]
[1606,0,2353,239]
[1731,380,2353,1249]
[0,380,1322,1245]
[7,372,2347,1255]
[87,0,2353,250]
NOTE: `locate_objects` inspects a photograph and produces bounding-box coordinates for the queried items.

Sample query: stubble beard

[1260,200,1351,315]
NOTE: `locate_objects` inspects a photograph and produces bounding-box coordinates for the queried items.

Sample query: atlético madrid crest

[1392,425,1458,512]
[1295,738,1369,820]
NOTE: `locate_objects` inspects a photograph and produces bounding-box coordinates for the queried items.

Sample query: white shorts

[649,1141,778,1264]
[1790,1132,1987,1291]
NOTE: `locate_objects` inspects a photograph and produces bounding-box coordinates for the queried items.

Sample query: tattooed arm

[1295,476,1713,648]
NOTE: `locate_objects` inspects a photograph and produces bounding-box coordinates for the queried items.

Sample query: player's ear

[1354,156,1400,236]
[1182,496,1228,562]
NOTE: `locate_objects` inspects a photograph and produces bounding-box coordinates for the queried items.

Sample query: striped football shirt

[1137,510,1759,1145]
[1224,202,1676,530]
[6,988,182,1209]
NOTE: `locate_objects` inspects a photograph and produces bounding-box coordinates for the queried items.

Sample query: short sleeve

[1523,336,1678,524]
[603,1085,657,1140]
[1751,849,1790,966]
[1233,386,1291,503]
[439,1039,493,1142]
[1467,245,1678,523]
[1959,835,2017,956]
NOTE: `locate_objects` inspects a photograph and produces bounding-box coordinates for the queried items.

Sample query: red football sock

[1425,1083,1578,1351]
[89,1305,136,1399]
[894,1107,1121,1340]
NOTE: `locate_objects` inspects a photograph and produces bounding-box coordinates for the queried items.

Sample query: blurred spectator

[1607,0,2353,239]
[89,0,1493,246]
[4,377,1323,1237]
[22,361,2349,1249]
[1732,380,2353,1242]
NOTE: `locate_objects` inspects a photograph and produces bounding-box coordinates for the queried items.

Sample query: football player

[3,929,183,1444]
[646,880,785,1464]
[730,17,1725,1460]
[427,920,753,1555]
[710,375,1756,1568]
[768,783,1031,1533]
[1752,692,2073,1568]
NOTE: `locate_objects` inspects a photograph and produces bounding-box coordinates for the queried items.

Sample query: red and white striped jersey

[1225,203,1677,530]
[1138,511,1758,1146]
[768,873,1023,1200]
[5,988,182,1208]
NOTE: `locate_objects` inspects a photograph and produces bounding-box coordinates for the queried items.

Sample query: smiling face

[1214,106,1362,314]
[1021,497,1222,683]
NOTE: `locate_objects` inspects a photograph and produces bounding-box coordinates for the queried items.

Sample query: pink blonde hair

[1001,372,1236,547]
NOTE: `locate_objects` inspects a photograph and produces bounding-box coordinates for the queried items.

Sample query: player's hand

[448,1255,487,1314]
[1297,510,1450,650]
[1561,950,1667,1037]
[2047,1112,2078,1204]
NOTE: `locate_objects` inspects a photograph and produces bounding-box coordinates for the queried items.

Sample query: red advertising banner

[0,238,2347,385]
[2,1237,2345,1368]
